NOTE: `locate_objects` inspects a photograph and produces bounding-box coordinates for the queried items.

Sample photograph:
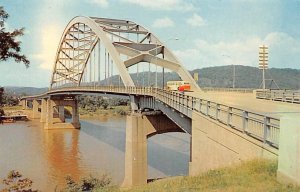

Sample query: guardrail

[202,87,254,93]
[24,85,280,148]
[256,89,300,104]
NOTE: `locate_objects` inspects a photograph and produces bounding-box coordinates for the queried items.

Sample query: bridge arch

[50,16,200,90]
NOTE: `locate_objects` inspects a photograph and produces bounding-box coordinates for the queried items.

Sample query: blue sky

[1,0,300,87]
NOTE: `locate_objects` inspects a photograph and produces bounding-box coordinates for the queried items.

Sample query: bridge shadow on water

[79,119,190,177]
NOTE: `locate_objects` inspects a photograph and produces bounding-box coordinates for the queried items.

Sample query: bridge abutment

[277,114,300,186]
[189,111,277,176]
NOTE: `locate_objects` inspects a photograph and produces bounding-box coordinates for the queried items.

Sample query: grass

[96,159,300,192]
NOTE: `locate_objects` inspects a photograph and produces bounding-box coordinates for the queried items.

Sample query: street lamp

[221,54,236,88]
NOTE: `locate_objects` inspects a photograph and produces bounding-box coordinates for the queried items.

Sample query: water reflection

[0,116,189,191]
[44,129,81,187]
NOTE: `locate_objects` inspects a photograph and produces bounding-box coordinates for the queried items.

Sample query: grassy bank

[97,159,300,192]
[78,105,130,119]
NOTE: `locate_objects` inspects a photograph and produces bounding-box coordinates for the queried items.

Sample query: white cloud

[31,25,61,70]
[186,13,205,27]
[89,0,109,7]
[173,32,300,70]
[121,0,194,11]
[152,17,174,28]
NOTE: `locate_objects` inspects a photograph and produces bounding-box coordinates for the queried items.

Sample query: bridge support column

[71,99,80,128]
[44,96,80,130]
[40,99,47,123]
[20,100,27,110]
[122,112,183,188]
[277,114,300,186]
[58,105,65,123]
[122,113,148,187]
[32,99,40,119]
[44,99,54,129]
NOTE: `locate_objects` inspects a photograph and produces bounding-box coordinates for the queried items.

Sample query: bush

[62,174,111,192]
[1,170,39,192]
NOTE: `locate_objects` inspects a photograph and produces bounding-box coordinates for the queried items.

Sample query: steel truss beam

[50,16,200,91]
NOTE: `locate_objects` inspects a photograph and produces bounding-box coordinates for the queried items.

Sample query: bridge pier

[20,99,27,110]
[40,99,47,123]
[58,105,65,122]
[44,96,80,129]
[32,99,41,119]
[122,111,183,188]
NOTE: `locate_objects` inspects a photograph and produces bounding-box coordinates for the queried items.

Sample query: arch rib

[50,16,201,91]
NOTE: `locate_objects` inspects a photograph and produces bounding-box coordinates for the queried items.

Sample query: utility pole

[259,45,268,90]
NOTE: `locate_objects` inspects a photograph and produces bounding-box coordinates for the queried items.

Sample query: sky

[1,0,300,87]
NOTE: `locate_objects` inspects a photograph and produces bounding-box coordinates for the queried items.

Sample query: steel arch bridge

[50,16,200,90]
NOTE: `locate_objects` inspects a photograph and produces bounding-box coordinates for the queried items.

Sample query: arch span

[50,16,200,91]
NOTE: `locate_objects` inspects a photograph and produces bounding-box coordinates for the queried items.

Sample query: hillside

[192,65,300,89]
[123,65,300,89]
[3,86,48,96]
[3,66,300,95]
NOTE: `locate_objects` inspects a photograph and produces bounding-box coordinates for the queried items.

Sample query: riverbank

[98,159,300,192]
[78,105,129,119]
[2,105,130,120]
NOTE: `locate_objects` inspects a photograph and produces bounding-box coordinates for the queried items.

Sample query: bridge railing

[152,88,279,148]
[202,87,254,93]
[44,85,280,148]
[256,89,300,104]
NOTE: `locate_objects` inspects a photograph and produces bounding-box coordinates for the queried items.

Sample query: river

[0,116,190,191]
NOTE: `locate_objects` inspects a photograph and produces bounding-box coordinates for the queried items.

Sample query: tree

[0,6,29,67]
[1,170,39,192]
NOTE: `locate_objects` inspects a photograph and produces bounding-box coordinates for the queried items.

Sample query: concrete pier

[44,96,80,130]
[122,112,182,187]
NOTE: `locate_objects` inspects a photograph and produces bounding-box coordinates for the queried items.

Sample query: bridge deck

[188,91,300,118]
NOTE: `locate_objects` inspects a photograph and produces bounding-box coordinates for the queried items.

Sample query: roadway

[187,91,300,118]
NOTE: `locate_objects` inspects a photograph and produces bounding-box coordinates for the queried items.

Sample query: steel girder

[50,16,200,91]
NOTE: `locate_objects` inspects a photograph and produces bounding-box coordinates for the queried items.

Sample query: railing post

[227,107,232,126]
[199,99,202,113]
[242,111,248,133]
[206,101,210,116]
[192,97,195,110]
[263,116,270,144]
[215,104,220,120]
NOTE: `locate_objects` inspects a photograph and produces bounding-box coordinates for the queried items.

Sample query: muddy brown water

[0,116,189,191]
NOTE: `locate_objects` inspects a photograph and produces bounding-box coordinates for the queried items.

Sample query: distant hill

[3,66,300,95]
[192,65,300,89]
[117,65,300,89]
[4,86,48,96]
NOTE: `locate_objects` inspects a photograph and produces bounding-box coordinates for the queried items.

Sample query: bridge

[21,16,300,187]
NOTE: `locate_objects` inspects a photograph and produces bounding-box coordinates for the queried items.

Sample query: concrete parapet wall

[277,114,300,186]
[189,111,278,176]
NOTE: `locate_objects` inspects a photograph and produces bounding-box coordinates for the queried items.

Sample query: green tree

[0,6,29,67]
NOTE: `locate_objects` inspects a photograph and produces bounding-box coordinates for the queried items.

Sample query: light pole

[222,54,235,88]
[162,37,179,88]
